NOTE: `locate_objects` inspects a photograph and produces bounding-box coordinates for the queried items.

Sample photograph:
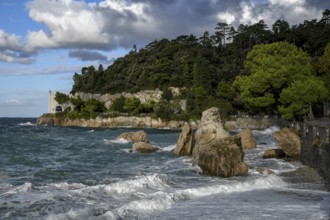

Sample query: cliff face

[36,114,188,129]
[74,90,163,109]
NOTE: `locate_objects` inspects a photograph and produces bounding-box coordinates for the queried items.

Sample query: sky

[0,0,329,117]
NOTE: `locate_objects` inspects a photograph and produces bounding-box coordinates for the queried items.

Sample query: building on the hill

[48,90,73,113]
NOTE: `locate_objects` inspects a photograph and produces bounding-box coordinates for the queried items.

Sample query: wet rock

[196,136,248,177]
[256,167,274,175]
[193,107,248,177]
[273,128,301,160]
[238,128,257,150]
[117,130,149,143]
[263,149,286,159]
[175,122,194,156]
[132,142,158,153]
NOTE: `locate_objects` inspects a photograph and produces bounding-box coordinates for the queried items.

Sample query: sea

[0,118,329,220]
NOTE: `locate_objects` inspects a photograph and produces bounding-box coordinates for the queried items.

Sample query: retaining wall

[299,121,330,183]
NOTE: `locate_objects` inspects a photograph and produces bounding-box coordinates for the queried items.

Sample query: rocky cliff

[74,90,163,109]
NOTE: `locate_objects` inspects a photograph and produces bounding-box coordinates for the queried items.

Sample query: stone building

[48,91,73,113]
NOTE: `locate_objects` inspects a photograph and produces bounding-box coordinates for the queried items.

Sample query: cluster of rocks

[117,130,159,153]
[116,107,302,178]
[176,107,255,177]
[175,107,301,178]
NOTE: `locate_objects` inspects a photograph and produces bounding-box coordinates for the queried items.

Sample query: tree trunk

[309,105,315,121]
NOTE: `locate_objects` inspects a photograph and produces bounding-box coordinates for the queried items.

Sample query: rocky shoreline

[36,114,190,129]
[36,110,329,182]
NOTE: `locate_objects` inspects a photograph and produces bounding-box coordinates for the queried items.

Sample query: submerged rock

[132,142,158,153]
[192,107,248,177]
[256,167,274,175]
[175,122,194,156]
[273,128,301,160]
[117,130,149,143]
[238,128,256,150]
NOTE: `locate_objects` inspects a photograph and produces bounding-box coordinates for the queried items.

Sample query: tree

[316,42,330,94]
[279,77,328,120]
[272,19,290,41]
[123,97,141,113]
[235,42,314,114]
[55,92,70,104]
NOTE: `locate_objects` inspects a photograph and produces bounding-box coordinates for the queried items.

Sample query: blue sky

[0,0,328,117]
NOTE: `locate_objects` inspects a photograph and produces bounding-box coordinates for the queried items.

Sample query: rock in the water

[194,107,229,147]
[256,167,274,175]
[117,130,149,143]
[238,128,256,149]
[263,148,286,159]
[175,122,194,156]
[192,108,248,177]
[196,136,248,177]
[273,128,301,159]
[132,142,158,153]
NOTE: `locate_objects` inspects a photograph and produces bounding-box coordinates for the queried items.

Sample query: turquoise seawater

[0,118,329,219]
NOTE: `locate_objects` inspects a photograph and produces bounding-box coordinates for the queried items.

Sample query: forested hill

[71,9,330,96]
[63,10,330,120]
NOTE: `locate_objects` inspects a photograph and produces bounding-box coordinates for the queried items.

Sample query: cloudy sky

[0,0,329,117]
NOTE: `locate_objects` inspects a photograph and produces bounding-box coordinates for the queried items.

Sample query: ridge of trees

[67,10,330,120]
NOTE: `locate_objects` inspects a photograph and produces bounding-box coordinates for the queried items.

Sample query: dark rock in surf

[273,128,301,160]
[117,130,149,143]
[132,142,158,153]
[192,107,248,177]
[263,148,286,159]
[238,128,257,150]
[175,122,194,156]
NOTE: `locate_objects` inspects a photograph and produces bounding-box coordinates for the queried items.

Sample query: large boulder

[194,107,230,146]
[193,107,248,177]
[132,142,158,153]
[117,130,149,143]
[175,122,194,156]
[238,128,257,150]
[273,128,301,160]
[196,136,248,177]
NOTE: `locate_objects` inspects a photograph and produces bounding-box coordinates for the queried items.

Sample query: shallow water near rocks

[0,118,329,219]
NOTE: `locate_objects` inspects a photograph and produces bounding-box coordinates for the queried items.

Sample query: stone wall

[299,120,330,183]
[224,116,290,130]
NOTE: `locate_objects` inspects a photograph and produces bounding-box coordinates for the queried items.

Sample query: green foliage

[137,102,155,114]
[68,97,105,119]
[316,42,330,96]
[236,42,313,114]
[214,80,237,118]
[123,97,141,114]
[66,11,330,120]
[161,88,173,101]
[110,96,125,112]
[55,92,70,104]
[279,77,329,120]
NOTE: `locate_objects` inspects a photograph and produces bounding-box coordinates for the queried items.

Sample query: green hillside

[62,10,330,120]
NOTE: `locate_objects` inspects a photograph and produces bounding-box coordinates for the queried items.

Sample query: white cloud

[26,0,109,49]
[0,29,35,64]
[217,12,236,24]
[0,29,22,50]
[270,0,305,6]
[0,0,328,66]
